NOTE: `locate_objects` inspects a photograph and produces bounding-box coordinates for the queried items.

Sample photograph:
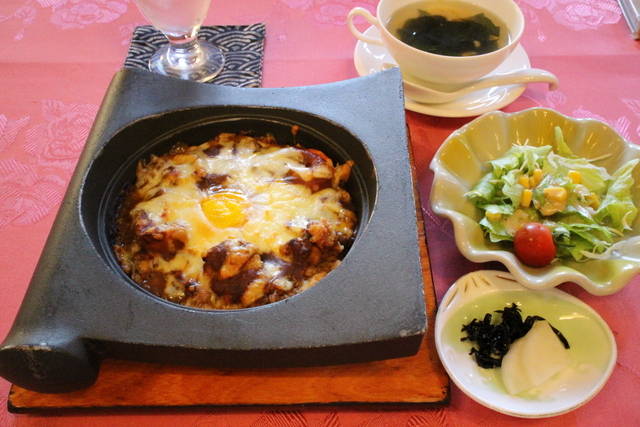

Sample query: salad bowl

[430,108,640,295]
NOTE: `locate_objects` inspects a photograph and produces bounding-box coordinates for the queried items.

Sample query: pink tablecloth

[1,0,639,425]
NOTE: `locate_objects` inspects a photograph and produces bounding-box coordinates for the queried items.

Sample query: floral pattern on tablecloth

[0,159,66,228]
[280,0,377,25]
[49,0,129,30]
[23,100,98,169]
[571,106,633,141]
[1,0,129,40]
[622,100,640,138]
[0,1,37,40]
[545,89,568,109]
[520,0,621,30]
[0,115,30,153]
[0,100,97,230]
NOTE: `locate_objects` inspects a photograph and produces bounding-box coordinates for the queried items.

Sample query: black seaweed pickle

[460,303,570,369]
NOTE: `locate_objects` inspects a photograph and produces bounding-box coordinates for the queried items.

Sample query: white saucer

[435,271,617,418]
[353,26,530,118]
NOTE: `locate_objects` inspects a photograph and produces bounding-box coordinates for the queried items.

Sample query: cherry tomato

[513,223,556,267]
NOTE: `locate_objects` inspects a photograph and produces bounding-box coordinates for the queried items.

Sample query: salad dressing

[504,209,535,235]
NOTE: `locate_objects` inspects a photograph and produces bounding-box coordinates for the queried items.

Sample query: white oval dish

[435,270,617,418]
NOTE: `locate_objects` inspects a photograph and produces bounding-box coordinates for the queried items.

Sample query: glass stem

[165,31,203,69]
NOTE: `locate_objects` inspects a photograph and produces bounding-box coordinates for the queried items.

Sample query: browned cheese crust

[113,132,357,309]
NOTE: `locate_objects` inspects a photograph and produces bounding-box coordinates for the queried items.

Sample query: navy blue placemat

[124,23,266,87]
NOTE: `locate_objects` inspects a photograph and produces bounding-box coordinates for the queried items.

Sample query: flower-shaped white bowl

[430,108,640,295]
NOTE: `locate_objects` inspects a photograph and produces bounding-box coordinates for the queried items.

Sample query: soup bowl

[347,0,525,88]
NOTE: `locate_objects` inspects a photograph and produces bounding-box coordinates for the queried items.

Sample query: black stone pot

[0,68,426,393]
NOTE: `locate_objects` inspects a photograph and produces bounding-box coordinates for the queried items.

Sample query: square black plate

[0,68,426,393]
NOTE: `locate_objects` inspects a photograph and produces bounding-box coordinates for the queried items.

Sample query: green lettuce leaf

[553,222,618,261]
[477,205,517,244]
[479,216,513,242]
[489,145,551,177]
[501,169,523,207]
[594,158,640,231]
[465,172,497,205]
[490,151,520,178]
[519,145,551,173]
[484,204,516,217]
[554,126,574,157]
[545,153,610,195]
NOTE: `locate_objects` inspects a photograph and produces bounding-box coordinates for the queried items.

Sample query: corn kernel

[518,175,531,188]
[543,186,568,202]
[586,193,600,209]
[532,169,544,186]
[521,189,533,207]
[568,170,581,184]
[486,211,502,222]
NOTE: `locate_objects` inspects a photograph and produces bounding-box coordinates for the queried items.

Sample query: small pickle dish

[435,270,616,418]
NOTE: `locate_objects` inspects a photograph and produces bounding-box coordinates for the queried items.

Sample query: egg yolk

[201,191,247,228]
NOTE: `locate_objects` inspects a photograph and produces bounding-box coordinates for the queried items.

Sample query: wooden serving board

[9,157,449,412]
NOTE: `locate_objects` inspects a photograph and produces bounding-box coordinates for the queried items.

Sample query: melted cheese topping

[115,133,356,309]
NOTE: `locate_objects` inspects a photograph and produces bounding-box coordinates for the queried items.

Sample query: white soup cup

[347,0,525,88]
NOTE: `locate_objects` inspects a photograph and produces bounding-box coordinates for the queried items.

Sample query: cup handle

[347,7,384,46]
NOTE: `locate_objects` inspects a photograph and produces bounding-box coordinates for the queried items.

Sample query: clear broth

[387,1,510,56]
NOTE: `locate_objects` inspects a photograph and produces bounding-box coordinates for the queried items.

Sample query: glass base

[149,39,225,83]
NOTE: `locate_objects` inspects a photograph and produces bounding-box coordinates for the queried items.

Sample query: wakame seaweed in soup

[389,1,508,57]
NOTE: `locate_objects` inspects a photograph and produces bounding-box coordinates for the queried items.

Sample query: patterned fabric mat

[124,24,266,87]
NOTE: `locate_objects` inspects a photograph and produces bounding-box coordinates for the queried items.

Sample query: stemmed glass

[133,0,225,82]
